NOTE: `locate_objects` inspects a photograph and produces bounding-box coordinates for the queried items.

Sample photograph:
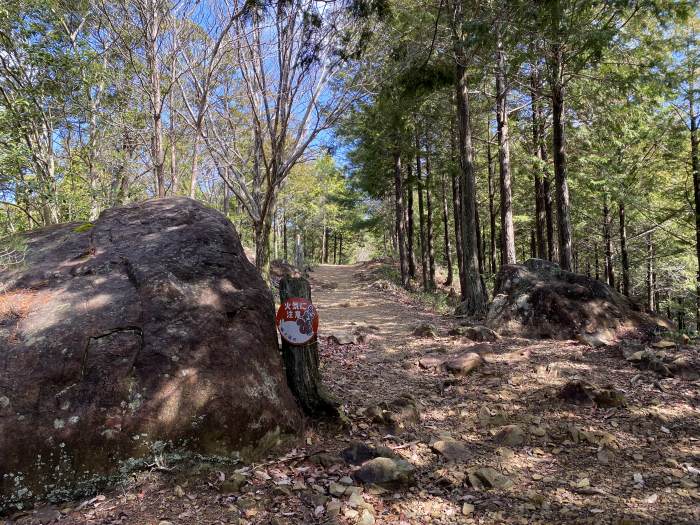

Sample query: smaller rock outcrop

[487,259,669,342]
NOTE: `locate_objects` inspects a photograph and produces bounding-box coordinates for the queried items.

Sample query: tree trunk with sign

[279,276,340,419]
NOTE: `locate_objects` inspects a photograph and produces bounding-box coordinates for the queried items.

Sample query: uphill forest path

[307,262,699,524]
[52,261,699,525]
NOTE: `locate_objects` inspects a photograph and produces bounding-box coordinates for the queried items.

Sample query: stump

[279,276,340,418]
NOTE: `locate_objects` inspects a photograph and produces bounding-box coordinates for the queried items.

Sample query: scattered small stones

[463,325,499,342]
[219,472,247,493]
[341,442,396,465]
[418,355,444,369]
[467,466,513,490]
[366,394,420,431]
[576,329,614,347]
[329,332,357,345]
[412,322,438,338]
[558,380,626,407]
[353,457,415,488]
[652,339,676,349]
[494,424,525,446]
[431,438,471,462]
[329,482,346,497]
[358,508,375,525]
[443,352,483,376]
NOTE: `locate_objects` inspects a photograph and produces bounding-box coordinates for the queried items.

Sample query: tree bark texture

[487,132,497,275]
[279,277,339,418]
[618,201,630,296]
[441,173,454,286]
[455,63,488,313]
[407,166,417,279]
[496,32,516,266]
[425,147,436,289]
[531,70,547,259]
[603,193,615,289]
[551,75,572,270]
[394,152,410,287]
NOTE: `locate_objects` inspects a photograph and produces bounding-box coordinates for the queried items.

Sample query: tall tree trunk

[487,130,497,275]
[169,55,177,196]
[323,224,330,263]
[594,242,600,281]
[254,213,273,281]
[407,165,417,278]
[279,276,339,418]
[222,179,230,217]
[283,211,288,262]
[441,173,454,286]
[146,0,165,198]
[550,50,573,270]
[394,152,410,287]
[455,63,488,314]
[451,116,466,295]
[689,61,700,327]
[531,70,547,259]
[339,233,343,264]
[618,201,630,296]
[425,147,436,289]
[647,232,655,311]
[475,201,484,276]
[496,30,516,266]
[333,233,338,264]
[189,133,200,198]
[418,174,429,291]
[603,193,615,288]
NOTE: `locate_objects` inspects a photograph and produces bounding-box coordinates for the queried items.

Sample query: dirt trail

[29,262,700,525]
[312,262,443,348]
[309,262,699,525]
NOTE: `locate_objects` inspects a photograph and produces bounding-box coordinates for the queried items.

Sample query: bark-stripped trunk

[394,152,410,288]
[455,62,488,313]
[618,201,630,296]
[441,173,454,286]
[496,30,516,266]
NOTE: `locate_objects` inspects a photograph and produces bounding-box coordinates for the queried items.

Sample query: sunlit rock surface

[0,197,301,510]
[487,258,669,342]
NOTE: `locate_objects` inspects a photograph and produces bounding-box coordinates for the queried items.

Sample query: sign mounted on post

[276,297,319,345]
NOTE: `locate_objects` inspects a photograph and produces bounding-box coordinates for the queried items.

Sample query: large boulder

[0,198,301,510]
[486,259,668,341]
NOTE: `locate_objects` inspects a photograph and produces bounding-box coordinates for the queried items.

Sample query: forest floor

[8,262,700,525]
